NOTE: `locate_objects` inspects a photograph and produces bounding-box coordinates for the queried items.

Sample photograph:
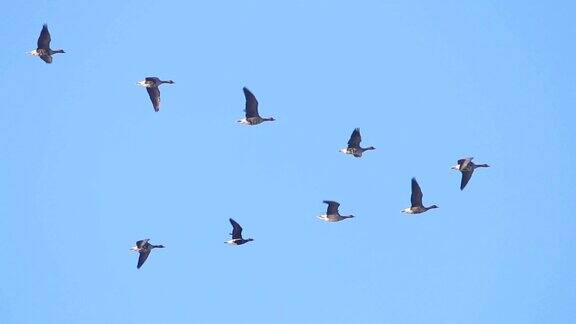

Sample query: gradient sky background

[1,1,575,323]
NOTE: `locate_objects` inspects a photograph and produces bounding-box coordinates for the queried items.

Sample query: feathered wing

[243,87,259,118]
[323,200,340,215]
[146,87,161,111]
[229,218,243,239]
[136,239,149,249]
[39,54,52,64]
[37,24,51,49]
[457,157,472,170]
[137,250,151,269]
[410,178,423,207]
[347,128,361,148]
[145,77,160,85]
[460,170,474,190]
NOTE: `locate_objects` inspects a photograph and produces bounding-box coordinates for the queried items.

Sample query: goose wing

[37,24,51,49]
[410,178,424,207]
[347,128,361,148]
[229,218,243,240]
[460,169,474,190]
[146,87,161,112]
[243,87,260,118]
[137,250,151,269]
[457,157,473,170]
[39,54,52,64]
[145,77,160,85]
[323,200,340,215]
[136,239,149,249]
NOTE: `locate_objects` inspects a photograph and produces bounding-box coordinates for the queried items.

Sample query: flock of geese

[29,24,490,269]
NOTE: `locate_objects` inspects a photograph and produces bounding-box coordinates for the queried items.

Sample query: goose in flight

[237,87,275,125]
[225,218,254,245]
[451,157,489,190]
[130,239,165,269]
[28,24,65,64]
[317,200,354,222]
[401,178,438,214]
[137,77,174,112]
[339,128,375,158]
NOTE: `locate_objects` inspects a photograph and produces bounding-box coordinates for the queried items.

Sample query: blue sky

[1,1,575,323]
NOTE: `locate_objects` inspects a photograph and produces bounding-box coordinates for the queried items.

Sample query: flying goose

[401,178,438,214]
[130,239,165,269]
[339,128,375,157]
[225,218,254,245]
[137,77,174,112]
[28,24,65,64]
[237,87,275,125]
[451,157,489,190]
[317,200,354,222]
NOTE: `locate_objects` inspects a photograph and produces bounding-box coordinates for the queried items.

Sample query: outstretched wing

[347,128,361,148]
[243,87,259,118]
[146,87,161,112]
[39,54,52,64]
[323,200,340,215]
[458,157,473,169]
[137,250,151,269]
[460,170,474,190]
[145,77,160,85]
[229,218,243,239]
[136,239,149,248]
[410,178,423,207]
[37,24,51,49]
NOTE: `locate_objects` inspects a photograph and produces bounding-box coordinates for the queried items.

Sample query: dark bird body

[138,77,174,112]
[401,178,438,214]
[29,24,65,64]
[452,157,489,190]
[130,239,165,269]
[340,128,375,157]
[225,218,254,245]
[237,87,275,125]
[317,200,355,222]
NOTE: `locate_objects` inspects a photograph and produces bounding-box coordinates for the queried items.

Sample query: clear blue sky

[1,1,575,323]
